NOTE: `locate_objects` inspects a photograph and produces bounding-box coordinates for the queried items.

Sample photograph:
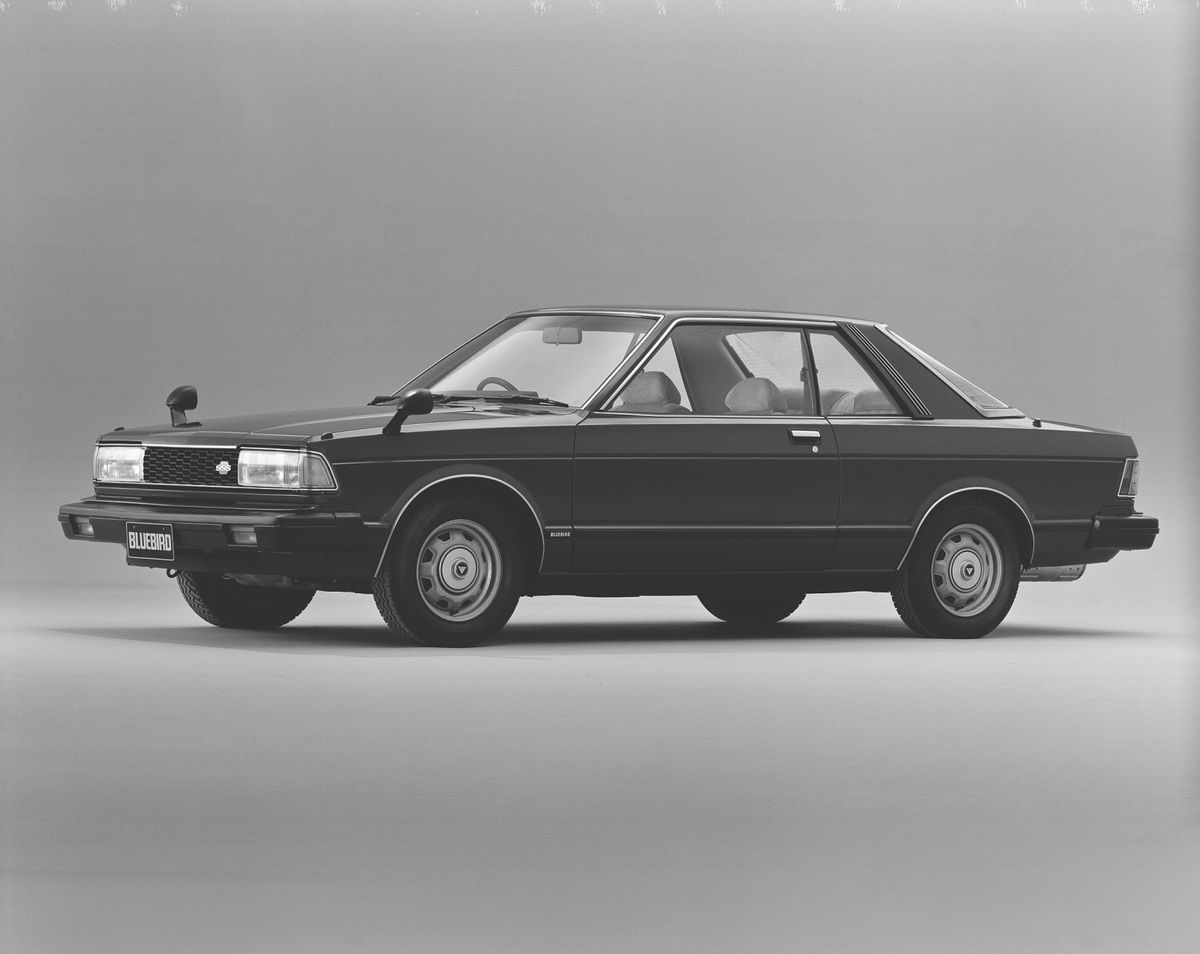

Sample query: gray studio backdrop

[2,2,1195,592]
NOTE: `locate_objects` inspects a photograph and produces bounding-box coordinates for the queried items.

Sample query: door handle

[788,429,822,444]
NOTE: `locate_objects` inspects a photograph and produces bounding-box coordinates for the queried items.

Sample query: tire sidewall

[904,504,1020,638]
[177,571,314,629]
[384,495,525,646]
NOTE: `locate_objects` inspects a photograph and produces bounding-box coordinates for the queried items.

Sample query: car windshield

[424,314,657,408]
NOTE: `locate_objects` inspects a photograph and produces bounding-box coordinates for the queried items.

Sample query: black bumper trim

[58,498,386,580]
[1085,513,1158,551]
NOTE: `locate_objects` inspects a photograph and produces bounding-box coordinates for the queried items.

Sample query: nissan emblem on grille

[215,460,232,476]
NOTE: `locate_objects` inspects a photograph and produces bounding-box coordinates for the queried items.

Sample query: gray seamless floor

[2,577,1196,953]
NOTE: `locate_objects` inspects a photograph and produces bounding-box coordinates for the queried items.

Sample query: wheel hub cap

[438,547,479,592]
[930,523,1003,618]
[949,550,982,591]
[416,519,501,622]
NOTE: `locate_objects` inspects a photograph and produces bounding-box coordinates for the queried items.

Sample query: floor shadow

[42,624,405,656]
[496,618,909,645]
[39,615,1135,655]
[495,618,1133,646]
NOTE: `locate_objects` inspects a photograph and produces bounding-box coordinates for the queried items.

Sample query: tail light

[1117,458,1140,498]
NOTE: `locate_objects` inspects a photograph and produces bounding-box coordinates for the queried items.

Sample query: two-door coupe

[59,308,1158,646]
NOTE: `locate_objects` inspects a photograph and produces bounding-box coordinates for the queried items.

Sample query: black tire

[698,591,805,625]
[372,494,525,647]
[177,571,314,629]
[891,503,1020,638]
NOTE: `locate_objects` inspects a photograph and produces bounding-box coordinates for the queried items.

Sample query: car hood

[99,404,569,445]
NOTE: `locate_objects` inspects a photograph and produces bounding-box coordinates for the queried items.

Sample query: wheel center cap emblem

[215,460,232,476]
[963,564,975,578]
[452,560,469,578]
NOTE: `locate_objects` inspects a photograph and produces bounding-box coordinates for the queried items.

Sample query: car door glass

[641,338,692,410]
[609,337,691,413]
[725,329,812,414]
[608,323,823,415]
[808,331,902,416]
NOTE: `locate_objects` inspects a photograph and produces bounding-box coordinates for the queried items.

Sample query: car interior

[610,324,901,418]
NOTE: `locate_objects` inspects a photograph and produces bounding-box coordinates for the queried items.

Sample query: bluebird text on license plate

[126,522,174,560]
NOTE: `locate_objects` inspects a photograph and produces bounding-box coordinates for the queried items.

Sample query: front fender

[373,465,549,578]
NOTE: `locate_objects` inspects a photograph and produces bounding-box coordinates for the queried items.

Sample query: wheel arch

[373,468,546,580]
[897,484,1035,571]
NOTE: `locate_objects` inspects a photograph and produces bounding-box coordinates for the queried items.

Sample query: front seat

[617,371,689,414]
[725,377,788,414]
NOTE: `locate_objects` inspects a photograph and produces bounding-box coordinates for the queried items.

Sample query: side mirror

[382,388,434,436]
[166,384,199,427]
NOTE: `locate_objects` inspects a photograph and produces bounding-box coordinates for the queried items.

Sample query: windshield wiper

[369,390,570,408]
[475,392,570,408]
[367,392,466,407]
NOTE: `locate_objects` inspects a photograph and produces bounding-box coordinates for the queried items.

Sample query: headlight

[1118,458,1140,498]
[94,444,144,482]
[237,449,336,490]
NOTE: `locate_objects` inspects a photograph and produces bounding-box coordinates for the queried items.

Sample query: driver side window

[609,338,692,414]
[725,329,812,415]
[608,322,820,416]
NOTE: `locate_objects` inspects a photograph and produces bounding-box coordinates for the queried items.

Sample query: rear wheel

[176,571,314,629]
[891,504,1020,638]
[698,591,805,625]
[372,495,525,647]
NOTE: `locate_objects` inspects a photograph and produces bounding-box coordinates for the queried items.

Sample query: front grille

[143,446,240,487]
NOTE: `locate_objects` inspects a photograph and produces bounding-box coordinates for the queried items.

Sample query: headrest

[725,377,787,414]
[830,391,857,415]
[831,389,893,415]
[849,389,894,414]
[620,371,681,407]
[820,389,852,413]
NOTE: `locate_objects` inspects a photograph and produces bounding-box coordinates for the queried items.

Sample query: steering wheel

[476,376,519,392]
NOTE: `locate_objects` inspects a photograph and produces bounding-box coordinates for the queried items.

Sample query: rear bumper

[1085,513,1159,552]
[58,497,386,581]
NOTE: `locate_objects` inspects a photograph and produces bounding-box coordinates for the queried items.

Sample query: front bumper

[1085,513,1159,552]
[58,497,386,581]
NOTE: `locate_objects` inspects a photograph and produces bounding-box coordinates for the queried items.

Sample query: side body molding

[897,483,1037,571]
[373,467,548,578]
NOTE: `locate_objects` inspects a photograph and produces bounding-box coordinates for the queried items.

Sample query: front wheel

[176,571,314,629]
[891,504,1020,638]
[698,591,805,625]
[372,495,525,647]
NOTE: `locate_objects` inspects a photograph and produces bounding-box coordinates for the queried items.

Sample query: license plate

[126,522,174,560]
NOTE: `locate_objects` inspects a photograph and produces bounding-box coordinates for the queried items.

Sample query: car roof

[505,306,882,327]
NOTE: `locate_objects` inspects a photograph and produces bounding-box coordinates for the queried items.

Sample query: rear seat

[829,389,895,415]
[820,388,851,414]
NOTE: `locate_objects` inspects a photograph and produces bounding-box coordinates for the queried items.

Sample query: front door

[571,320,841,575]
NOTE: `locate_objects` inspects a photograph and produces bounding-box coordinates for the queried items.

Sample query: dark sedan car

[59,308,1158,646]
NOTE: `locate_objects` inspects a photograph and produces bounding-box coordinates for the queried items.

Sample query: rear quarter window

[887,331,1010,411]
